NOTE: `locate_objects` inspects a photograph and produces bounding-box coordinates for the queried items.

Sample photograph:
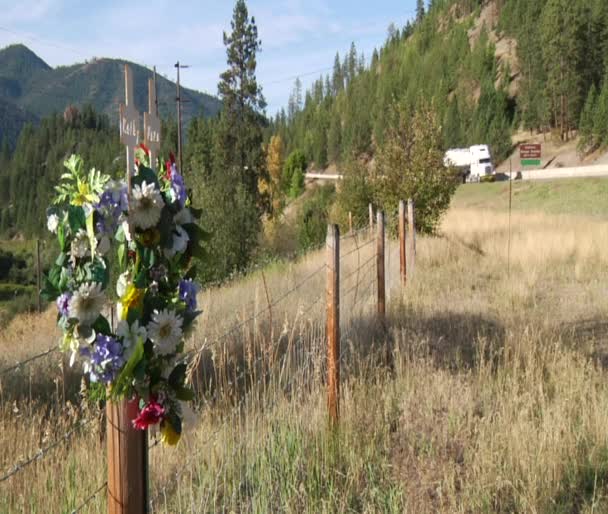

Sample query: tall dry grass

[2,205,608,512]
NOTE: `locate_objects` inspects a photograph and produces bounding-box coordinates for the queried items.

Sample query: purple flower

[171,171,187,208]
[85,334,124,384]
[56,292,71,317]
[178,279,199,312]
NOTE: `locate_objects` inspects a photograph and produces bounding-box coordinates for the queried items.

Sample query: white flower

[97,235,110,255]
[174,208,193,226]
[148,309,183,356]
[47,214,59,233]
[68,282,105,325]
[116,272,130,298]
[130,181,164,230]
[120,218,132,242]
[70,229,90,264]
[117,320,147,360]
[164,226,189,258]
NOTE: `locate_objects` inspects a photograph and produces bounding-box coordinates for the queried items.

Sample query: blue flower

[178,279,199,312]
[171,171,187,208]
[85,334,124,383]
[56,292,71,318]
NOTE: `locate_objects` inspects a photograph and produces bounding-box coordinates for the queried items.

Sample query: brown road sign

[520,144,541,159]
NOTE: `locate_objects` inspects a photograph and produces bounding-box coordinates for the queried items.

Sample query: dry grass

[3,201,608,513]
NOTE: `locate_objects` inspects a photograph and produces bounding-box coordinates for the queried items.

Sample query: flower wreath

[43,150,204,445]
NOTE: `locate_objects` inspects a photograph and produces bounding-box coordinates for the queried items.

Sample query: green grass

[453,177,608,219]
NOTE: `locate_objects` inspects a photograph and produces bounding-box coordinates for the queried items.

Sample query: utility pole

[174,61,190,173]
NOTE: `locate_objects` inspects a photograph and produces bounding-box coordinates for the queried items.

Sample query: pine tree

[200,0,267,280]
[332,53,343,95]
[216,0,267,196]
[541,0,585,140]
[578,84,598,153]
[416,0,426,23]
[593,77,608,147]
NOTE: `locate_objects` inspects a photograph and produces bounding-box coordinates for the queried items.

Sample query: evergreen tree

[199,0,267,281]
[332,53,344,95]
[541,0,585,140]
[593,77,608,147]
[416,0,426,23]
[578,84,598,153]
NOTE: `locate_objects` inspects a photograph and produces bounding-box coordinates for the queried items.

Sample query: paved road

[308,164,608,183]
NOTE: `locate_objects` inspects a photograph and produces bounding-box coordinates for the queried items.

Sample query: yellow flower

[160,420,181,446]
[71,181,98,206]
[120,284,144,320]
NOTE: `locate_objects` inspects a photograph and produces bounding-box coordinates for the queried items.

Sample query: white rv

[443,145,495,182]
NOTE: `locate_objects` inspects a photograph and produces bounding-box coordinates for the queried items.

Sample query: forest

[2,0,608,285]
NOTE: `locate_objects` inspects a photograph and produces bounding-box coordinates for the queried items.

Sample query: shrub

[283,150,307,193]
[296,185,336,251]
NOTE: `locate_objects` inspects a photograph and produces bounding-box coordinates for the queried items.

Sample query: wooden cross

[119,64,139,195]
[144,75,161,171]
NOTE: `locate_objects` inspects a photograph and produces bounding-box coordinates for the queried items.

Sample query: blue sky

[0,0,419,114]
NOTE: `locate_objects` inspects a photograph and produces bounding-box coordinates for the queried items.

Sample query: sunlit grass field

[3,179,608,512]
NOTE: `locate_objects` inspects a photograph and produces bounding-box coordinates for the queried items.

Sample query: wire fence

[0,204,415,512]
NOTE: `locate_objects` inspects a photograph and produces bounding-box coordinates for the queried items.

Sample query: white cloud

[0,0,55,24]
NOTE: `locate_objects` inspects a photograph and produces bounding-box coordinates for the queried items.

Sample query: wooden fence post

[109,62,148,514]
[348,211,353,234]
[107,399,149,514]
[376,211,385,322]
[407,198,416,276]
[399,200,407,286]
[369,203,374,236]
[326,224,340,426]
[36,239,42,313]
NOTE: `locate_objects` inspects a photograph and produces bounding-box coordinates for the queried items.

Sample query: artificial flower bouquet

[43,152,204,445]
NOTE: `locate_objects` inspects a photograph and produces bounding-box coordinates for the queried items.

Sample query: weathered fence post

[369,203,374,237]
[326,224,340,426]
[348,211,353,234]
[376,211,385,323]
[36,239,42,313]
[108,63,148,514]
[399,200,407,286]
[407,198,416,276]
[107,399,149,514]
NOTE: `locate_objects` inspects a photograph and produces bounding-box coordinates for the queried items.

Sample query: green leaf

[111,338,144,399]
[92,315,111,336]
[168,363,187,389]
[68,205,86,233]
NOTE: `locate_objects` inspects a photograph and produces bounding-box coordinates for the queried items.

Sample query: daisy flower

[47,213,60,233]
[68,282,105,325]
[148,309,183,356]
[70,229,90,263]
[130,181,164,230]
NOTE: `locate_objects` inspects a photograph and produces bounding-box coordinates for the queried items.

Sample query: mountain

[273,0,608,168]
[0,44,222,148]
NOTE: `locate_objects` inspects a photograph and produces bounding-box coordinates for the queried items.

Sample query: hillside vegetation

[0,44,221,148]
[273,0,608,169]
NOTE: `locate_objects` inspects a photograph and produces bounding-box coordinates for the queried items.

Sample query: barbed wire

[339,237,375,261]
[71,481,107,513]
[0,346,59,377]
[341,253,376,284]
[0,417,91,484]
[188,263,327,358]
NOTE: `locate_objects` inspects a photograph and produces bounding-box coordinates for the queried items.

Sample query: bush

[283,150,307,193]
[296,185,336,251]
[374,100,460,234]
[289,167,305,199]
[335,159,374,232]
